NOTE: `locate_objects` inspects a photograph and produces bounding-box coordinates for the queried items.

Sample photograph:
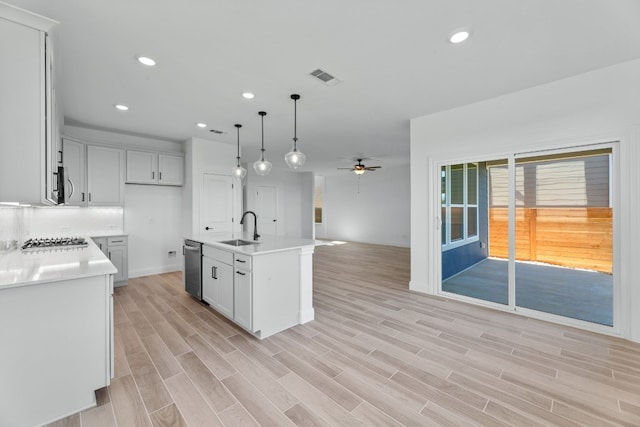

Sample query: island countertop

[186,232,317,255]
[0,239,117,290]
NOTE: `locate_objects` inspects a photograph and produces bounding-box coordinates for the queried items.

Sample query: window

[441,163,478,249]
[314,176,324,224]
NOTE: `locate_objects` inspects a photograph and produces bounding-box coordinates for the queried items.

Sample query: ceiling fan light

[284,149,306,169]
[253,158,272,175]
[354,169,366,175]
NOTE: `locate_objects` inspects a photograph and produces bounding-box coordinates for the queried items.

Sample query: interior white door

[256,185,278,236]
[201,174,234,233]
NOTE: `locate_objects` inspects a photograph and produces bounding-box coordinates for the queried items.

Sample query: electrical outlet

[168,251,176,258]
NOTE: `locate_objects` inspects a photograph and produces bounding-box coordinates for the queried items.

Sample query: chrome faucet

[240,211,259,240]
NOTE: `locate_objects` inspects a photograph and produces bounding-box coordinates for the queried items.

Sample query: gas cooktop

[21,237,88,251]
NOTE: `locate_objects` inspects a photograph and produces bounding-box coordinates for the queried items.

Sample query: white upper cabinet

[0,5,60,204]
[126,150,157,184]
[87,145,124,206]
[158,154,184,186]
[126,150,183,186]
[62,138,86,205]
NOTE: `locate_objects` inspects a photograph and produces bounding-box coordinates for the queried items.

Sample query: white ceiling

[7,0,640,174]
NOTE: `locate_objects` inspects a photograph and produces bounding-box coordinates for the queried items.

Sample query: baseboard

[322,236,410,248]
[129,264,182,278]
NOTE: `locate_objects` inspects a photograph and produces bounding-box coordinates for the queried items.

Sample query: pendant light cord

[293,97,298,149]
[235,124,242,166]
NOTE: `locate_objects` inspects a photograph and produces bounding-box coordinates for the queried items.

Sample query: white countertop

[187,232,317,255]
[0,239,117,290]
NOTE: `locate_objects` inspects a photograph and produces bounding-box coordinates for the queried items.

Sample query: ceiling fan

[338,158,382,175]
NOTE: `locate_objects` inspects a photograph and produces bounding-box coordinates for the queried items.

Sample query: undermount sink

[219,239,258,246]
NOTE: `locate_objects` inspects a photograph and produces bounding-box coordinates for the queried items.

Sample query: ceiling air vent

[209,129,226,135]
[310,68,340,86]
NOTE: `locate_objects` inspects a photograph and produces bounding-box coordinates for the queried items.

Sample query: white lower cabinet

[233,257,252,331]
[202,246,234,318]
[200,245,301,338]
[92,236,128,286]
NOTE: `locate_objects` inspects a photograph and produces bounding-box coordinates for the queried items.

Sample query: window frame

[441,163,479,251]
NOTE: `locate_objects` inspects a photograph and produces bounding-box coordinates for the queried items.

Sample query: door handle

[212,266,218,279]
[236,259,246,263]
[236,271,246,276]
[205,226,212,230]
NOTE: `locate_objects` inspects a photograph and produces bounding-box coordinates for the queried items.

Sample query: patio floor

[442,258,613,326]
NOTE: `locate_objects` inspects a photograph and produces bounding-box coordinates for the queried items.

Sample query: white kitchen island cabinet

[187,233,316,339]
[0,241,116,427]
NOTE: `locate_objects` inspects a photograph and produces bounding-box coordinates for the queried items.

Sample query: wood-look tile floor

[48,242,640,426]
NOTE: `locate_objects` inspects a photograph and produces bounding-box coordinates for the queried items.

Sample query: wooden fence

[489,207,612,273]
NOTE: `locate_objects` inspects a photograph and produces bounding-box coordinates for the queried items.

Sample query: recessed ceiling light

[196,123,207,128]
[136,56,156,66]
[449,30,470,44]
[114,104,129,111]
[242,92,255,99]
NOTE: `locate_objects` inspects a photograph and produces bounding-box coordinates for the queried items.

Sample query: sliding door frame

[436,141,621,337]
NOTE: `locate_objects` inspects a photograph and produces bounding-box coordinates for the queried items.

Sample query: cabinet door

[126,150,157,184]
[158,154,184,186]
[87,146,124,206]
[0,18,43,203]
[108,246,127,283]
[202,256,217,306]
[93,237,108,255]
[234,269,252,331]
[216,263,234,319]
[62,139,86,205]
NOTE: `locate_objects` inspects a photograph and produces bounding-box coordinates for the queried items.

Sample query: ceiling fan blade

[337,167,355,170]
[367,166,382,169]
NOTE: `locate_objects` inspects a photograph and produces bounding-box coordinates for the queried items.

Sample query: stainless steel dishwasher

[183,239,202,300]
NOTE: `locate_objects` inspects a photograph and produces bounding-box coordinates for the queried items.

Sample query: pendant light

[253,111,272,175]
[232,124,247,180]
[284,94,306,169]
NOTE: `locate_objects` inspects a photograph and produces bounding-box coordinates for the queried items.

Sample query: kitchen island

[0,240,116,426]
[185,233,316,338]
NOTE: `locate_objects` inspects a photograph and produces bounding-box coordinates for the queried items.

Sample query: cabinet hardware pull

[111,240,123,243]
[152,171,155,179]
[89,193,92,202]
[236,259,246,263]
[58,150,63,164]
[81,192,85,202]
[108,251,111,258]
[205,226,212,231]
[159,172,162,180]
[212,266,218,279]
[236,271,246,276]
[67,178,75,198]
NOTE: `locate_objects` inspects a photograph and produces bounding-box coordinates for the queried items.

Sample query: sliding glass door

[440,145,615,328]
[441,159,509,306]
[514,148,613,326]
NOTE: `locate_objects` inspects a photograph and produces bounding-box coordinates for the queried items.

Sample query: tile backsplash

[0,206,124,244]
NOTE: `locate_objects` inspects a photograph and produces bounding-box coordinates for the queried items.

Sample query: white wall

[183,137,241,236]
[318,164,410,247]
[124,185,183,277]
[62,125,185,276]
[410,58,640,342]
[244,168,313,239]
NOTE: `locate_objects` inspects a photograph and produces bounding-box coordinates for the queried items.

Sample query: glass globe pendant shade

[253,155,272,176]
[284,148,306,169]
[232,163,247,179]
